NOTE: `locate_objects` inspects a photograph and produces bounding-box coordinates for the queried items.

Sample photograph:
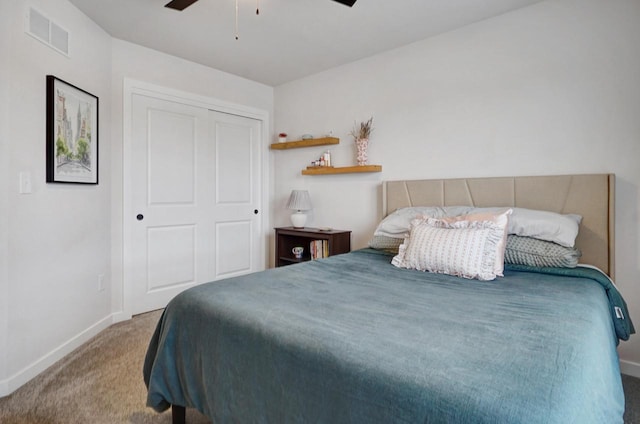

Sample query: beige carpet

[0,310,210,424]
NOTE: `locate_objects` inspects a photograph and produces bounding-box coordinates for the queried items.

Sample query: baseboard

[620,359,640,378]
[0,313,115,397]
[0,377,7,398]
[111,310,132,324]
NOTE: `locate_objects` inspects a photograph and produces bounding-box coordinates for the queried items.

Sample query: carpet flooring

[0,310,209,424]
[0,310,638,423]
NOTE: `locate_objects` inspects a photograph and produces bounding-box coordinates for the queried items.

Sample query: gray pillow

[370,234,582,269]
[368,235,403,253]
[504,235,581,268]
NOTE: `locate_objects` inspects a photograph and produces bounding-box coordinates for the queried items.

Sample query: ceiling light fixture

[165,0,356,40]
[234,0,260,40]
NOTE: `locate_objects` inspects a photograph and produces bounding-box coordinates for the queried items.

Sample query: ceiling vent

[26,7,69,56]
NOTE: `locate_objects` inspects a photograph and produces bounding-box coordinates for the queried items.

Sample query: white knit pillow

[437,209,512,277]
[391,216,508,281]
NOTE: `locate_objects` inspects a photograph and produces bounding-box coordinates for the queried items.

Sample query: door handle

[254,209,259,215]
[136,214,144,221]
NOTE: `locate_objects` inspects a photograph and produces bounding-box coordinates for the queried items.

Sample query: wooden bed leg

[172,404,186,424]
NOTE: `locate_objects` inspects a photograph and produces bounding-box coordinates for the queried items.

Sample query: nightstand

[275,227,351,267]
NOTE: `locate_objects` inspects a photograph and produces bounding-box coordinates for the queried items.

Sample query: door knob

[136,214,144,221]
[254,209,259,215]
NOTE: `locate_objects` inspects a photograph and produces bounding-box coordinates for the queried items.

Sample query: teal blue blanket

[144,249,629,423]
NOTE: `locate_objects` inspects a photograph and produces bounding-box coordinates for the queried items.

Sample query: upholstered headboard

[382,174,615,278]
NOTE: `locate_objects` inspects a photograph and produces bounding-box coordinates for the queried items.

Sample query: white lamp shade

[286,190,312,228]
[286,190,312,211]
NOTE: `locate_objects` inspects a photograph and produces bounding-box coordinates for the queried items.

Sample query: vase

[355,138,369,166]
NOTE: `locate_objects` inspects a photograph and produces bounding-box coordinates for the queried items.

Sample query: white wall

[109,40,274,319]
[0,0,11,394]
[0,3,274,395]
[274,0,640,371]
[0,0,113,394]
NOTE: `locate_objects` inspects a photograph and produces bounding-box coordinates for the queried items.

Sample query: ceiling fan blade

[332,0,357,6]
[164,0,199,11]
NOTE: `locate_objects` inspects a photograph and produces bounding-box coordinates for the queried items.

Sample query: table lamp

[286,190,312,228]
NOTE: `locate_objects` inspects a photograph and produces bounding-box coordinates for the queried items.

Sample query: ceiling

[68,0,542,86]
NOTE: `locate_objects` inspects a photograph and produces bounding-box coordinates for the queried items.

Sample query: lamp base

[290,211,307,228]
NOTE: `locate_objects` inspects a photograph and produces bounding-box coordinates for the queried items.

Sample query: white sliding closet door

[129,94,262,314]
[209,110,262,280]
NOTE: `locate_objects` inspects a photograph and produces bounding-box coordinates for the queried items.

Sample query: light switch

[19,171,32,194]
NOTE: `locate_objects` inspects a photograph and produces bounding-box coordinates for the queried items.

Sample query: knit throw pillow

[391,214,509,281]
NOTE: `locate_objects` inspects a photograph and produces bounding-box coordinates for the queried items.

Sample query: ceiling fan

[164,0,357,11]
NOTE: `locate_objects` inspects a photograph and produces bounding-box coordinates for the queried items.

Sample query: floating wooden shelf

[270,137,339,150]
[301,165,382,175]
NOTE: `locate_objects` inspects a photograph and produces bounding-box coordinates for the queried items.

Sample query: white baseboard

[0,313,116,397]
[620,359,640,378]
[0,376,7,397]
[111,310,132,324]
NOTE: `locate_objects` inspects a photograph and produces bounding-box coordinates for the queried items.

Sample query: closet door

[129,95,263,314]
[209,110,262,280]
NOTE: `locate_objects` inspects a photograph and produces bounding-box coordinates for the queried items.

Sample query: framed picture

[46,75,99,184]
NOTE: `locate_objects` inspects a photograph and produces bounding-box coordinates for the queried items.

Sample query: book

[310,239,329,260]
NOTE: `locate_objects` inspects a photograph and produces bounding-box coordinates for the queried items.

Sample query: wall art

[46,75,98,184]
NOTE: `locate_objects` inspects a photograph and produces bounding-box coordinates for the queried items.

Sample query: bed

[143,174,634,423]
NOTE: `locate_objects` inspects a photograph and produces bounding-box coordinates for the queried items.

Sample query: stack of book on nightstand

[310,240,329,260]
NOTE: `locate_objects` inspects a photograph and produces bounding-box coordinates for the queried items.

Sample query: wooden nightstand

[275,227,351,267]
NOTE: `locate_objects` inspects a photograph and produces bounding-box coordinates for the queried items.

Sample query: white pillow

[375,206,581,248]
[391,213,510,281]
[511,208,581,248]
[373,206,473,238]
[472,207,582,248]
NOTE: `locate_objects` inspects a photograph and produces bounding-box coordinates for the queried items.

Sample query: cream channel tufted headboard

[382,174,615,278]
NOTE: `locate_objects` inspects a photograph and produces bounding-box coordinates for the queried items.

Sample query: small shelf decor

[270,126,381,175]
[350,117,373,166]
[270,137,339,150]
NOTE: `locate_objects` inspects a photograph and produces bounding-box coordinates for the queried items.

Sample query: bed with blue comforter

[144,248,632,423]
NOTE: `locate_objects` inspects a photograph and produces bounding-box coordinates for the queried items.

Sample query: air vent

[26,7,69,56]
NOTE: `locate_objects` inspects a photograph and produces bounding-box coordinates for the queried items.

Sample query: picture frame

[46,75,99,184]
